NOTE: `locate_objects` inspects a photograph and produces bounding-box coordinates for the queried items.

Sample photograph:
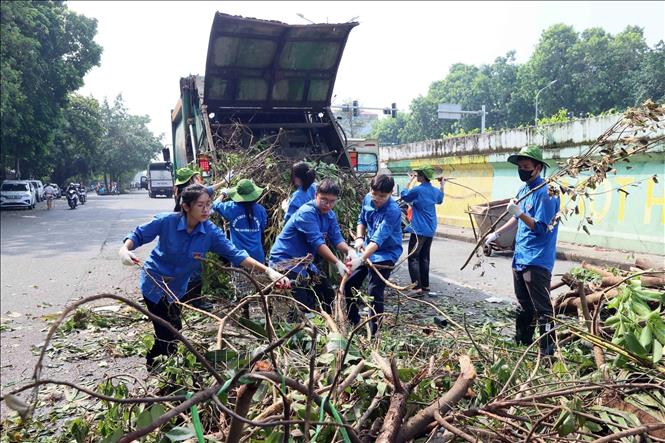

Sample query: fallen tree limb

[397,355,476,443]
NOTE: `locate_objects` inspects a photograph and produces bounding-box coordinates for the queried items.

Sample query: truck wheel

[149,192,155,198]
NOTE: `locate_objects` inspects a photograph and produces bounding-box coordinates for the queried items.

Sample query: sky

[67,1,665,144]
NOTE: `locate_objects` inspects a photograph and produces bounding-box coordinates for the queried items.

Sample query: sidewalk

[434,224,665,270]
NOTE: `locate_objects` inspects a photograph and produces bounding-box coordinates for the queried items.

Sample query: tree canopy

[371,24,665,145]
[1,0,102,178]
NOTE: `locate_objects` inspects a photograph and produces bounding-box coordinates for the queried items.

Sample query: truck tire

[149,192,155,198]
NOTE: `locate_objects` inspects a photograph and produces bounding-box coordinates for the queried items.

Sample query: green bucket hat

[228,179,263,203]
[507,146,550,168]
[174,167,201,186]
[413,165,436,181]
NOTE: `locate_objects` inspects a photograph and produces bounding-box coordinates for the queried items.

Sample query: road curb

[433,230,648,269]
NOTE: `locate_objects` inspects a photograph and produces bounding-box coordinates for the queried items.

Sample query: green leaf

[325,332,348,353]
[135,408,153,429]
[584,421,603,433]
[164,426,196,441]
[555,411,577,436]
[653,339,663,363]
[623,332,648,356]
[639,325,653,350]
[237,317,267,338]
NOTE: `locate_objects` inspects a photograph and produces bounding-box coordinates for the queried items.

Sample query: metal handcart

[465,198,517,256]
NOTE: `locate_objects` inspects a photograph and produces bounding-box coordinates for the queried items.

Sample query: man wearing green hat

[485,145,560,357]
[400,165,445,295]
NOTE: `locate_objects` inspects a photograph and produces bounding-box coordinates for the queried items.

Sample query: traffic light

[352,100,359,117]
[391,102,397,118]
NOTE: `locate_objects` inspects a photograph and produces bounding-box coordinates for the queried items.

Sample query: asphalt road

[0,191,579,403]
[0,190,172,392]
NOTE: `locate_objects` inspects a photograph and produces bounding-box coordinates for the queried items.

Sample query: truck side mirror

[162,148,171,162]
[140,176,148,190]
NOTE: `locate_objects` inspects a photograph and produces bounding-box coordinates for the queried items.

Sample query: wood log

[635,257,665,271]
[225,361,273,443]
[601,276,624,287]
[641,275,665,288]
[396,356,476,443]
[582,261,614,278]
[556,288,619,311]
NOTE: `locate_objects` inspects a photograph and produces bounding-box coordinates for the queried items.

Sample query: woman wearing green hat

[173,167,227,212]
[213,179,268,262]
[400,165,445,296]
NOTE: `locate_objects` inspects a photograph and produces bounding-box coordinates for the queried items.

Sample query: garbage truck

[170,12,359,175]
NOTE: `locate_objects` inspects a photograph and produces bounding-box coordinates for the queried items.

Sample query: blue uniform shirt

[212,201,267,262]
[358,194,403,263]
[269,200,345,275]
[125,212,249,303]
[284,183,317,223]
[400,182,443,237]
[512,176,560,273]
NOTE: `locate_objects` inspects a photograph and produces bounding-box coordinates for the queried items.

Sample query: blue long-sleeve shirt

[512,176,560,273]
[400,182,443,237]
[357,194,403,264]
[212,200,267,262]
[125,212,249,303]
[269,200,345,275]
[284,183,317,223]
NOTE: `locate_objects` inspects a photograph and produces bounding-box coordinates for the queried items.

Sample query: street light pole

[296,13,315,24]
[534,79,558,126]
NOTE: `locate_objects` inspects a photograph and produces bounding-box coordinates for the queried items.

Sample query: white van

[1,180,37,209]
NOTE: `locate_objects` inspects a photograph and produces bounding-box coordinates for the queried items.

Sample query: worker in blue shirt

[400,165,445,296]
[345,174,403,335]
[173,166,227,311]
[270,179,352,316]
[485,146,560,356]
[282,161,317,223]
[119,184,290,370]
[213,178,268,262]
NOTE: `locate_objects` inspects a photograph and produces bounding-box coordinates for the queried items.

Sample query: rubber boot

[515,308,535,346]
[538,317,556,356]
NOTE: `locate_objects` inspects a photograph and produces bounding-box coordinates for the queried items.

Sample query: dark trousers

[407,234,433,289]
[344,261,393,335]
[512,266,555,354]
[181,278,203,304]
[288,270,335,314]
[144,298,182,367]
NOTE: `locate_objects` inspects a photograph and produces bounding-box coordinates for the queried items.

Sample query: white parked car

[0,180,36,209]
[30,180,45,202]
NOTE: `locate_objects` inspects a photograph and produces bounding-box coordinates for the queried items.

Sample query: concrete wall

[382,115,665,255]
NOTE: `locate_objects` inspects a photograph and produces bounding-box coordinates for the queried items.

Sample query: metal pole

[534,80,557,126]
[480,105,486,133]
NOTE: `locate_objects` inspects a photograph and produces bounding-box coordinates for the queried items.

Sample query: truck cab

[171,13,358,172]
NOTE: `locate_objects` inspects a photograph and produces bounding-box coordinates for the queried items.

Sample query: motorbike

[78,187,87,204]
[66,188,78,209]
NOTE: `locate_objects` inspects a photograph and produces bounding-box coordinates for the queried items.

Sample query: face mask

[518,169,534,182]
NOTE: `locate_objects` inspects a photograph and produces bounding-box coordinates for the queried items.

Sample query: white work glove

[118,247,139,266]
[280,198,289,212]
[346,256,364,273]
[218,188,230,197]
[265,268,291,289]
[335,259,350,277]
[506,198,523,218]
[353,237,364,252]
[484,232,500,247]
